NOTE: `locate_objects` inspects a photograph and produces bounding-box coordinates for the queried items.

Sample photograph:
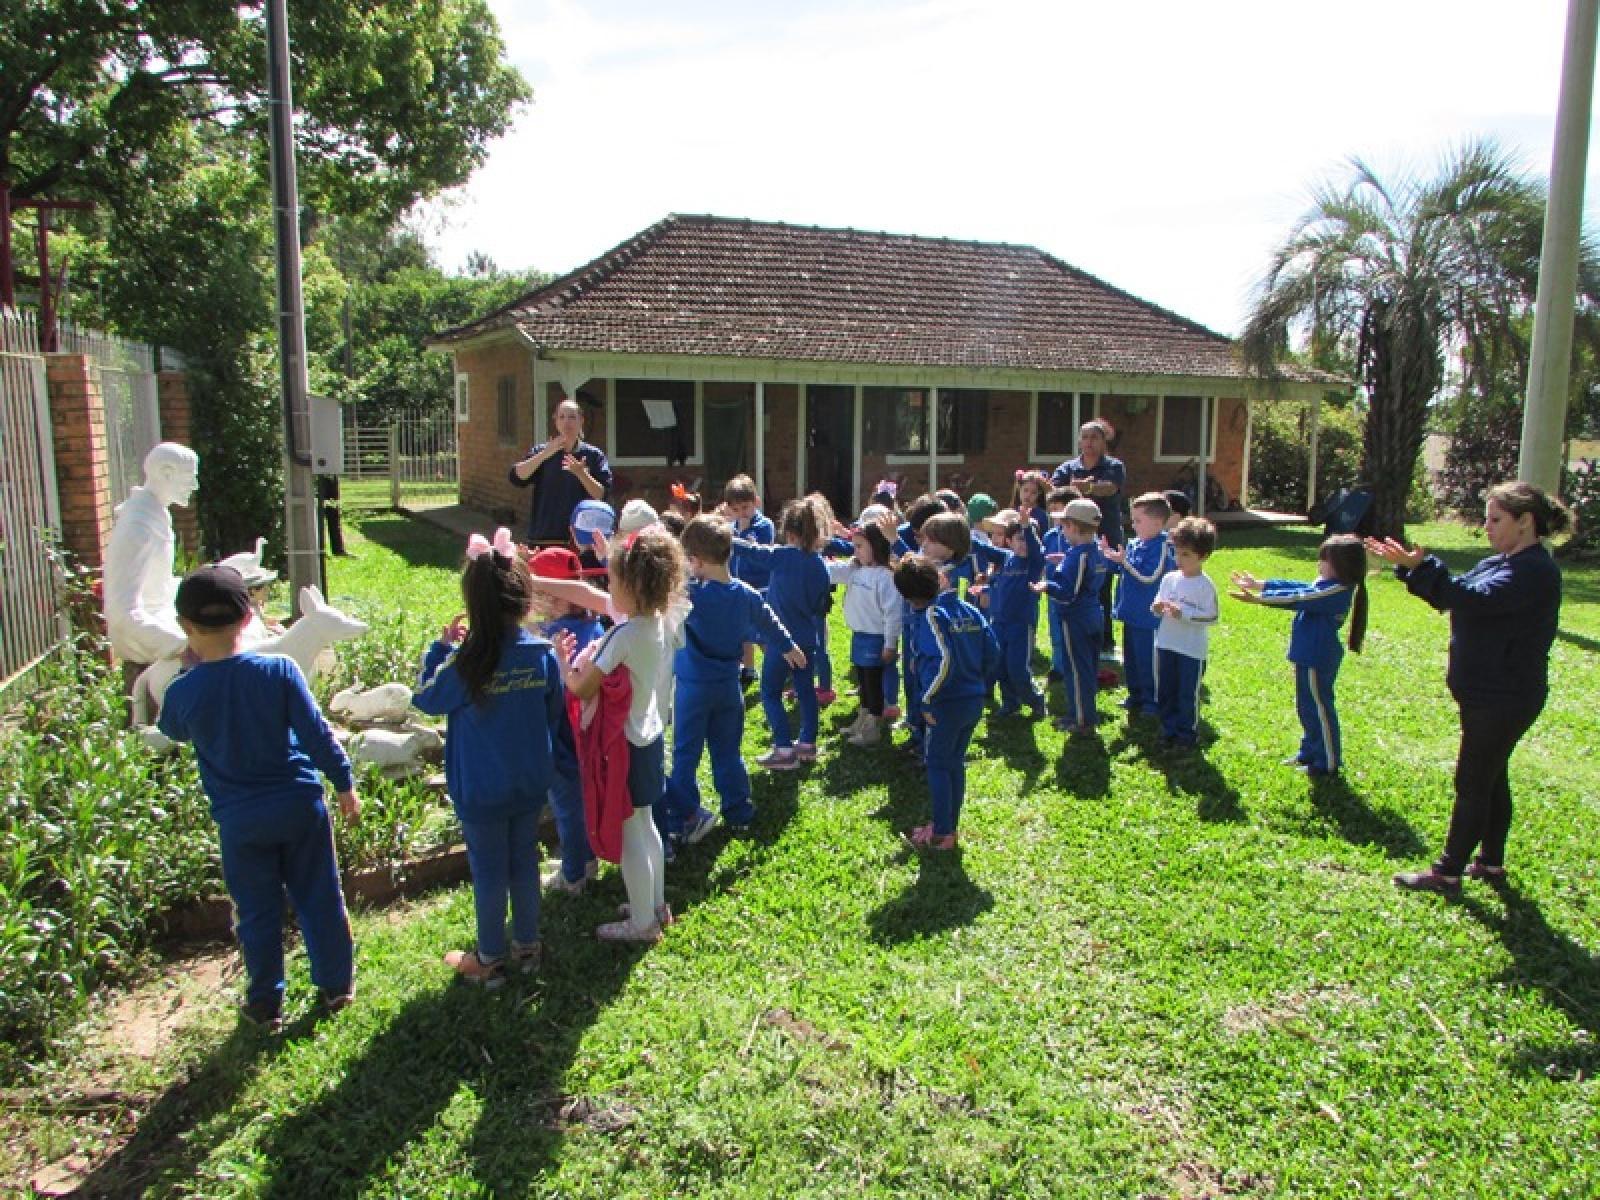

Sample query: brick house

[429,214,1338,525]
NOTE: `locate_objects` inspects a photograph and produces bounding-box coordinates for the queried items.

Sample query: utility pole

[1520,0,1599,492]
[265,0,324,598]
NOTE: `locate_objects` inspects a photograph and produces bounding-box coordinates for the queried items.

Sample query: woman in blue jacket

[1366,483,1568,896]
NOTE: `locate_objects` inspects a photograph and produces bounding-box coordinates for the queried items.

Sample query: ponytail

[1320,533,1368,653]
[1347,579,1367,654]
[456,549,534,703]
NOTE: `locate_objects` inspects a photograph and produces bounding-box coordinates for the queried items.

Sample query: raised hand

[1229,569,1262,593]
[552,628,577,666]
[590,528,610,563]
[1099,536,1125,564]
[1364,536,1424,570]
[783,646,808,669]
[442,612,468,644]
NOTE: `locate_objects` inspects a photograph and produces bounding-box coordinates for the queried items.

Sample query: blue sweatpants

[761,650,819,748]
[995,619,1044,714]
[1121,625,1158,714]
[815,640,833,692]
[1047,604,1067,677]
[460,807,542,961]
[1294,662,1342,773]
[884,657,901,708]
[925,696,984,837]
[546,765,592,887]
[1155,647,1206,744]
[663,677,754,834]
[1062,618,1103,728]
[217,800,353,1007]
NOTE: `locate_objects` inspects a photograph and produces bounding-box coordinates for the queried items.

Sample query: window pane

[615,379,696,461]
[497,376,515,442]
[941,389,988,454]
[1036,392,1095,459]
[1161,395,1207,459]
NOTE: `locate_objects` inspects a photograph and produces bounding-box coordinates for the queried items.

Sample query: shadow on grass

[867,848,994,944]
[1555,627,1600,657]
[1306,773,1426,859]
[1460,882,1600,1080]
[353,512,465,572]
[1110,715,1243,822]
[75,1020,293,1196]
[976,711,1049,789]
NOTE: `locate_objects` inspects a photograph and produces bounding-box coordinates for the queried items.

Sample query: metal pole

[265,0,324,598]
[1520,0,1599,491]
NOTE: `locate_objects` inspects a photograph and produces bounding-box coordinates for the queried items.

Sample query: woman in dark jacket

[1366,482,1568,896]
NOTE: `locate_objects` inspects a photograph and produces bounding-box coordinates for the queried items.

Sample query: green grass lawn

[12,516,1598,1198]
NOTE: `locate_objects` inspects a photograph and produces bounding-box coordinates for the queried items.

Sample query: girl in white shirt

[1152,517,1220,748]
[826,523,902,746]
[559,528,687,942]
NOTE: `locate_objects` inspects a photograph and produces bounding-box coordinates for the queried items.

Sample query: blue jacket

[507,440,612,543]
[1041,540,1109,632]
[678,577,795,683]
[730,541,830,652]
[1254,576,1355,670]
[539,613,606,654]
[158,653,354,826]
[972,526,1044,627]
[1049,455,1126,545]
[894,521,918,558]
[730,511,775,589]
[1398,545,1562,707]
[413,627,578,820]
[910,591,1000,706]
[1112,533,1176,631]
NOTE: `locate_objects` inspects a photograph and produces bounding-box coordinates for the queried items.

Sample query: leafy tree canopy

[0,0,531,221]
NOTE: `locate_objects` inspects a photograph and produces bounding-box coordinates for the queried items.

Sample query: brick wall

[46,355,114,571]
[157,370,200,556]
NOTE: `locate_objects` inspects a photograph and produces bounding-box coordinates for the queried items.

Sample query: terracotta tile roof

[434,215,1337,385]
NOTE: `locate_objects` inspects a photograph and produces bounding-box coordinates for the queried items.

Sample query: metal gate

[341,407,458,510]
[0,309,66,686]
[58,320,161,506]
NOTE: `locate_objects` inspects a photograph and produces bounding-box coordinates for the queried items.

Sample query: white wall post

[928,386,939,492]
[754,380,765,500]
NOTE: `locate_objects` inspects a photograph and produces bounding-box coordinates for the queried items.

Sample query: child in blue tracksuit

[665,515,803,838]
[972,513,1045,718]
[732,494,832,769]
[1153,518,1221,748]
[908,509,982,751]
[1230,534,1368,776]
[896,554,999,850]
[725,474,773,686]
[527,545,605,895]
[1102,492,1176,717]
[884,494,947,725]
[414,529,578,986]
[1042,486,1074,681]
[158,565,359,1028]
[1034,499,1109,734]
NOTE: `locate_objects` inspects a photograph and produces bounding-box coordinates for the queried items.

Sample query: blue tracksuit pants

[546,768,592,886]
[1155,648,1205,744]
[1048,604,1066,677]
[217,801,353,1007]
[815,640,833,692]
[1294,662,1342,774]
[761,651,819,748]
[995,619,1044,714]
[460,808,542,961]
[1061,616,1102,728]
[663,677,754,834]
[926,696,984,837]
[1121,626,1157,714]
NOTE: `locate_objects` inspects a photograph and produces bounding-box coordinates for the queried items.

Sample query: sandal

[508,940,542,973]
[444,948,507,988]
[1464,860,1508,883]
[617,902,676,927]
[596,918,662,944]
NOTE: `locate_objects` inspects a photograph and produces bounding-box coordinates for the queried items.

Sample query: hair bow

[874,479,898,498]
[466,527,515,561]
[669,482,690,501]
[1014,469,1026,481]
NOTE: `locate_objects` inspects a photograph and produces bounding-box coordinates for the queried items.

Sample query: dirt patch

[1220,984,1365,1038]
[89,948,237,1061]
[1145,1160,1275,1198]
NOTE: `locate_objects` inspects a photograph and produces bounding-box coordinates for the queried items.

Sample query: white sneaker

[543,857,598,894]
[839,711,867,739]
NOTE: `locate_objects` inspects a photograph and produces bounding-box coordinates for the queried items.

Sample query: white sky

[421,0,1596,337]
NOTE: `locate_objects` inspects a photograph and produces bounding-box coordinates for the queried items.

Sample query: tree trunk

[1360,305,1441,542]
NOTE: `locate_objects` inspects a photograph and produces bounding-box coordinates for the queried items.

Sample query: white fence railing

[0,309,66,687]
[341,408,458,509]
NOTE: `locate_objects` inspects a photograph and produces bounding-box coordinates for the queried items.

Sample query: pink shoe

[757,748,800,770]
[816,688,838,706]
[618,902,676,927]
[793,742,818,762]
[883,705,902,722]
[596,919,662,943]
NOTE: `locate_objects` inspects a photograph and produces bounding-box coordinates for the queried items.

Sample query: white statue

[330,682,414,725]
[346,725,442,768]
[102,443,199,665]
[217,537,280,647]
[130,584,370,725]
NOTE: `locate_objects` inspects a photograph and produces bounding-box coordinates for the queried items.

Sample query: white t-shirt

[1153,569,1219,661]
[826,559,902,643]
[593,607,685,746]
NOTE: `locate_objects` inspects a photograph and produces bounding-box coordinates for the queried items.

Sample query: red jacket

[567,669,633,863]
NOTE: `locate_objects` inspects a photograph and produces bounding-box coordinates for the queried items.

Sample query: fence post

[388,422,401,509]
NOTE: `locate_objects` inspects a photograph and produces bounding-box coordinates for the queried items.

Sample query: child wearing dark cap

[156,565,359,1031]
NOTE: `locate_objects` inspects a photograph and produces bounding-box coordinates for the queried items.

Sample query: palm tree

[1242,140,1592,539]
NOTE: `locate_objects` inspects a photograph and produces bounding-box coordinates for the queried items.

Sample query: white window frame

[454,373,470,423]
[876,387,966,464]
[1153,395,1218,463]
[1028,391,1099,464]
[607,379,704,467]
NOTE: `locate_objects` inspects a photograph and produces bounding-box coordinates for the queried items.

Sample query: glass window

[863,388,988,456]
[1034,392,1096,460]
[613,379,698,463]
[1158,395,1214,461]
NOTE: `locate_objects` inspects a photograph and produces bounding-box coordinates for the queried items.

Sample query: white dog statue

[346,726,443,768]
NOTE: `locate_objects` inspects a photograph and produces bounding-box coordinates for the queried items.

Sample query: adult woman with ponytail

[1366,483,1568,895]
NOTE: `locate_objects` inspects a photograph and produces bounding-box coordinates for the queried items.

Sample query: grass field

[9,514,1598,1198]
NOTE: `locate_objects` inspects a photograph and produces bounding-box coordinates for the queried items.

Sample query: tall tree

[1241,140,1596,538]
[0,0,529,220]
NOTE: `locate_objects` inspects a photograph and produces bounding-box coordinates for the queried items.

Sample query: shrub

[1247,399,1364,514]
[1435,395,1523,519]
[1560,458,1600,561]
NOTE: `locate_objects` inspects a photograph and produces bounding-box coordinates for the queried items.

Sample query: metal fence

[58,319,161,506]
[0,309,66,687]
[341,407,458,510]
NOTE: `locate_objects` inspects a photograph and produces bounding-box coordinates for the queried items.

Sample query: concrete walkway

[408,503,499,540]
